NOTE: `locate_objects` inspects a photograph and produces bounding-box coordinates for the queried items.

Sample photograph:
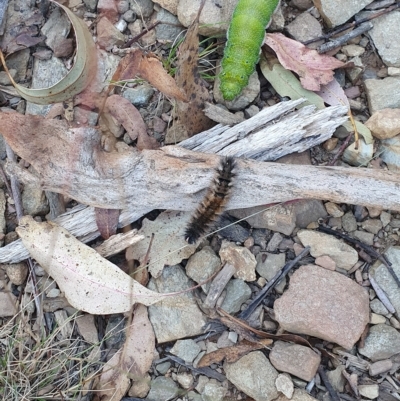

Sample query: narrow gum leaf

[0,0,97,105]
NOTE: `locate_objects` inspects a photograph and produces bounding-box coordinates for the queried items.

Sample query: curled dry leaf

[16,216,167,314]
[94,207,120,240]
[96,305,155,400]
[0,0,97,104]
[264,33,345,91]
[114,49,187,102]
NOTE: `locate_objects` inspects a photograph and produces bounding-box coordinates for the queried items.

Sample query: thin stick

[328,133,353,166]
[239,246,311,321]
[318,365,341,401]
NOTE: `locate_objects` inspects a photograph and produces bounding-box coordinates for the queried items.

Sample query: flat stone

[297,230,358,270]
[293,200,328,228]
[147,377,179,401]
[314,0,374,27]
[96,16,125,50]
[370,298,389,315]
[75,314,98,344]
[365,108,400,139]
[219,241,257,282]
[326,365,346,392]
[352,230,374,246]
[359,324,400,361]
[153,0,178,15]
[275,374,294,399]
[201,382,227,401]
[370,313,386,324]
[361,219,383,234]
[325,202,344,217]
[341,44,365,57]
[123,84,154,107]
[275,389,319,401]
[358,384,380,399]
[41,7,71,54]
[365,77,400,113]
[130,0,154,17]
[315,255,336,271]
[221,279,252,314]
[368,11,400,67]
[342,211,357,232]
[5,263,28,285]
[267,232,283,252]
[224,351,279,401]
[128,373,151,397]
[286,12,323,48]
[148,265,207,343]
[274,265,369,349]
[155,8,184,42]
[0,292,17,316]
[170,339,201,364]
[22,182,49,216]
[369,246,400,315]
[256,252,286,293]
[269,341,320,381]
[369,359,393,376]
[185,246,221,293]
[342,139,374,167]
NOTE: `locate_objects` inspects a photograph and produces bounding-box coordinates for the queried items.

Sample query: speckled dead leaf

[264,33,344,91]
[126,210,196,278]
[96,305,155,400]
[0,0,97,104]
[16,216,167,314]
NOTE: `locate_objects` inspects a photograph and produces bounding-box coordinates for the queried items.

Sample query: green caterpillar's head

[220,76,244,101]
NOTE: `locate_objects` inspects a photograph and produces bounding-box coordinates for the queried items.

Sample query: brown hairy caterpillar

[184,156,236,244]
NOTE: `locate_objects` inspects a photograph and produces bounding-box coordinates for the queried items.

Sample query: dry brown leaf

[114,50,187,102]
[104,94,159,150]
[166,8,215,143]
[264,33,345,91]
[16,216,167,314]
[96,305,155,400]
[197,339,273,368]
[94,207,120,239]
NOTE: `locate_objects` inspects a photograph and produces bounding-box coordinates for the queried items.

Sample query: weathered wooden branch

[0,101,399,263]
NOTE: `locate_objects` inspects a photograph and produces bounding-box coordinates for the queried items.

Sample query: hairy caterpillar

[184,157,236,244]
[220,0,280,101]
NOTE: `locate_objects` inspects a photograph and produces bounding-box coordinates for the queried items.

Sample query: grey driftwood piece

[1,100,399,263]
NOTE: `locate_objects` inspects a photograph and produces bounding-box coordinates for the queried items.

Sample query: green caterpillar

[220,0,280,101]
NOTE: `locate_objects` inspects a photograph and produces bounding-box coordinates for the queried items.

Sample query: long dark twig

[303,2,400,46]
[318,365,341,401]
[238,246,311,321]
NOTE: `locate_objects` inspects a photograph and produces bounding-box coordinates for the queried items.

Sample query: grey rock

[267,232,283,252]
[41,7,71,53]
[365,77,400,113]
[0,292,18,317]
[155,361,171,374]
[368,11,400,67]
[314,0,374,27]
[221,278,252,314]
[359,384,379,399]
[123,9,136,22]
[256,252,286,281]
[5,48,30,81]
[370,298,389,316]
[361,219,383,234]
[117,0,130,13]
[380,134,400,172]
[269,341,320,381]
[293,199,328,228]
[297,230,358,270]
[201,381,227,401]
[369,359,393,376]
[84,0,98,12]
[104,315,126,349]
[286,12,323,48]
[147,376,179,401]
[341,44,365,57]
[291,0,313,11]
[218,214,250,243]
[123,84,154,107]
[275,389,319,401]
[148,265,207,342]
[342,138,374,167]
[224,351,279,401]
[275,373,294,399]
[156,8,183,42]
[274,265,370,349]
[352,230,374,246]
[381,211,391,227]
[346,56,364,84]
[185,246,221,293]
[369,246,400,316]
[359,324,400,361]
[5,263,28,285]
[22,183,49,216]
[326,365,346,392]
[0,69,16,85]
[130,0,154,17]
[170,339,201,364]
[26,56,69,116]
[342,211,357,232]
